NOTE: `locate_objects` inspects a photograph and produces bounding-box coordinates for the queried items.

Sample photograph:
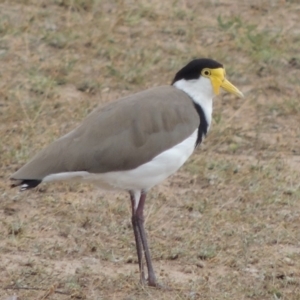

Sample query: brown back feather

[11,86,199,180]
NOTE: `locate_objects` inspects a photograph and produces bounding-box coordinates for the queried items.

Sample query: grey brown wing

[11,86,199,181]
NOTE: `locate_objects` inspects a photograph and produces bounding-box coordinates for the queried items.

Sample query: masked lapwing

[10,58,243,287]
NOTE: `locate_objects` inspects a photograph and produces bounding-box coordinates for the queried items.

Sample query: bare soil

[1,0,300,299]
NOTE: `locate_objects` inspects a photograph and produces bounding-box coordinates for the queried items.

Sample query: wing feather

[11,86,199,181]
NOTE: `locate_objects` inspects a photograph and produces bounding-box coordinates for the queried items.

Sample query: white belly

[43,129,198,191]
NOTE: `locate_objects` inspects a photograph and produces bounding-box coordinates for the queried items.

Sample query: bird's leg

[130,192,145,284]
[136,192,157,287]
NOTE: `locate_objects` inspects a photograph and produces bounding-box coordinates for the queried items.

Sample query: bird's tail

[10,179,42,191]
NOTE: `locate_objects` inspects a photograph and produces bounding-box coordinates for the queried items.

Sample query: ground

[1,0,300,299]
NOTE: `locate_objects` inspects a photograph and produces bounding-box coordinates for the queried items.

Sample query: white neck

[173,77,214,129]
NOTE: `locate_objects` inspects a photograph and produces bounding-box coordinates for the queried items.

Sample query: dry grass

[1,0,300,299]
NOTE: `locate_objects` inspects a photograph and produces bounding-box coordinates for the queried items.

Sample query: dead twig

[2,285,69,296]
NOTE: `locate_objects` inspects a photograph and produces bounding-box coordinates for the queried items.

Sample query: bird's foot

[147,279,171,290]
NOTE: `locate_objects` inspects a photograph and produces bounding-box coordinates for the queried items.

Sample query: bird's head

[172,58,244,99]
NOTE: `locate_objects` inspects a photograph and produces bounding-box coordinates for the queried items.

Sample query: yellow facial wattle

[202,67,244,98]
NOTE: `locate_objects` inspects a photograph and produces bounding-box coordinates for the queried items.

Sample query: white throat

[173,77,214,129]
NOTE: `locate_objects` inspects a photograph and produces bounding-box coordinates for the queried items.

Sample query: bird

[10,58,243,287]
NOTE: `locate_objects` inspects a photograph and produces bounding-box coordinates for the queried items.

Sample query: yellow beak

[210,68,244,98]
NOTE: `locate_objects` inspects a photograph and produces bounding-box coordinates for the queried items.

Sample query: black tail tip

[10,179,42,191]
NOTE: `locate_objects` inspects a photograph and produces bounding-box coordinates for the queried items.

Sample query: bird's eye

[202,69,211,77]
